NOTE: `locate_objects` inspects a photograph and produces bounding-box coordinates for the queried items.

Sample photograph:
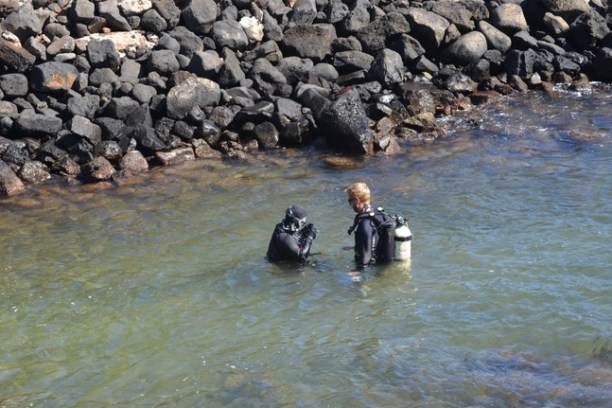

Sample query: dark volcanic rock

[282,24,337,61]
[321,89,372,154]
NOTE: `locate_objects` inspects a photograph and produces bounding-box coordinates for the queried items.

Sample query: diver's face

[348,196,361,213]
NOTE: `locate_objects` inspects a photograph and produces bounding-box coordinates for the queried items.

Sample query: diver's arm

[354,220,374,267]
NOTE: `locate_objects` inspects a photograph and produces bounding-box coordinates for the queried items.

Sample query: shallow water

[1,88,611,407]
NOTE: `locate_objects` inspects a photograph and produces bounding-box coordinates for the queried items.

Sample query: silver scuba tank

[394,217,412,261]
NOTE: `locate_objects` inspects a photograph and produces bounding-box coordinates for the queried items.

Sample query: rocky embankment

[0,0,611,197]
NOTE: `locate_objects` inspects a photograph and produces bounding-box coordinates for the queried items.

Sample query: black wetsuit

[267,223,313,262]
[351,204,378,268]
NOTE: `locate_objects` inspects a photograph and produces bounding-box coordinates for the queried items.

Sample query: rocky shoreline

[0,0,611,197]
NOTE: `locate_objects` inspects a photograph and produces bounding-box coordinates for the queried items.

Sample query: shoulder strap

[347,211,375,235]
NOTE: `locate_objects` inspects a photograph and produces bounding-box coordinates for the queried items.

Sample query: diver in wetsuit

[346,183,378,268]
[267,205,318,263]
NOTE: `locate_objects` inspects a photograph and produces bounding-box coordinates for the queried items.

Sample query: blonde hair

[346,182,371,203]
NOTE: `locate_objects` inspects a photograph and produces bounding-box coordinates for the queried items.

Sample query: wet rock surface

[0,0,611,197]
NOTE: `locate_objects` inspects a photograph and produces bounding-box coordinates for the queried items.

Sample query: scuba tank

[394,216,412,261]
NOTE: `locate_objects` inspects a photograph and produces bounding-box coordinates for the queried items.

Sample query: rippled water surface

[1,88,611,407]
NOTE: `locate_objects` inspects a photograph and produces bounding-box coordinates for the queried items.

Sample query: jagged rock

[289,0,317,25]
[0,159,25,196]
[18,160,51,184]
[148,49,180,74]
[181,0,217,34]
[104,96,140,120]
[126,124,166,153]
[325,0,350,24]
[72,0,96,22]
[141,8,168,33]
[188,50,223,77]
[98,0,132,32]
[46,36,76,57]
[224,86,257,107]
[405,7,450,53]
[218,48,246,87]
[333,50,374,74]
[340,0,370,34]
[262,10,283,42]
[355,12,410,54]
[0,73,28,97]
[194,120,221,147]
[0,37,36,73]
[513,31,539,51]
[30,62,79,92]
[539,0,591,24]
[389,34,426,64]
[1,143,28,166]
[277,56,314,86]
[281,24,337,61]
[152,0,181,29]
[15,110,63,138]
[166,76,221,119]
[570,11,610,50]
[87,38,121,69]
[321,89,372,154]
[211,20,249,50]
[369,48,404,86]
[249,58,288,96]
[71,115,102,145]
[0,3,43,43]
[429,1,475,32]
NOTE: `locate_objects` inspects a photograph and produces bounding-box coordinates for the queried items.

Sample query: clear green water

[1,90,611,407]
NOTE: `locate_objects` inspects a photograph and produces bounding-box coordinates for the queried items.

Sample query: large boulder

[182,0,217,34]
[0,3,44,42]
[478,20,512,53]
[569,11,610,50]
[539,0,592,24]
[321,89,372,154]
[405,8,450,53]
[211,20,249,50]
[354,12,411,54]
[369,49,405,86]
[30,62,79,92]
[0,37,36,73]
[281,24,337,61]
[15,111,63,138]
[490,3,529,35]
[443,31,488,65]
[166,76,220,119]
